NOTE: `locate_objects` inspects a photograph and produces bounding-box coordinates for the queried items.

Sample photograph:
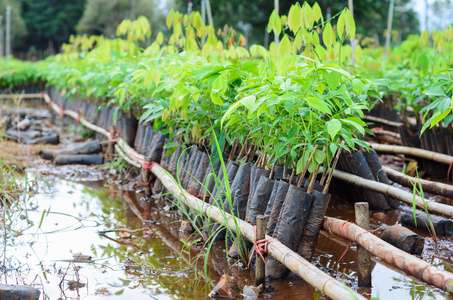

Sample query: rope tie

[248,225,277,268]
[189,193,211,200]
[59,105,64,119]
[76,108,83,123]
[331,221,381,263]
[108,130,122,141]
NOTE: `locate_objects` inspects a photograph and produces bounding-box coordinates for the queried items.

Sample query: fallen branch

[368,142,453,165]
[383,166,453,199]
[332,169,453,218]
[322,217,453,293]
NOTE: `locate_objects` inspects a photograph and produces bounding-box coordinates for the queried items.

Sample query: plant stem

[297,144,318,188]
[229,138,239,161]
[323,141,344,194]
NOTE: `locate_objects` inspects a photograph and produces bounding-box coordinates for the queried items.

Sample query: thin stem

[297,144,318,188]
[307,163,321,194]
[320,163,329,186]
[323,141,345,194]
[229,138,239,161]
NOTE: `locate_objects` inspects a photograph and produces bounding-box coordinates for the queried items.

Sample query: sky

[412,0,453,31]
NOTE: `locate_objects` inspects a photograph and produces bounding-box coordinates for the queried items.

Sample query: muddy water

[3,171,453,299]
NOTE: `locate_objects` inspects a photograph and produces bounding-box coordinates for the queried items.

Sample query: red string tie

[248,225,277,268]
[142,160,154,171]
[76,108,83,123]
[108,130,122,140]
[59,106,64,118]
[335,221,381,263]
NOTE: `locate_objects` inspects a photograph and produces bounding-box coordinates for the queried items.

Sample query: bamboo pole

[323,217,453,293]
[368,142,453,165]
[42,92,365,299]
[383,166,453,199]
[332,169,453,218]
[0,93,45,99]
[363,115,403,127]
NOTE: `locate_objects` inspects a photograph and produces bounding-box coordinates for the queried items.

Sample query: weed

[160,132,248,278]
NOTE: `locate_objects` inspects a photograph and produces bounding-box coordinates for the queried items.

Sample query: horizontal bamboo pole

[368,142,453,165]
[364,115,403,127]
[332,169,453,218]
[151,164,365,300]
[323,217,453,293]
[383,166,453,199]
[0,93,45,99]
[43,92,364,300]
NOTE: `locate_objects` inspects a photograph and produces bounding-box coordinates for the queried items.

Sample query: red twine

[76,108,83,123]
[59,106,64,118]
[108,130,122,140]
[332,221,381,263]
[248,225,277,268]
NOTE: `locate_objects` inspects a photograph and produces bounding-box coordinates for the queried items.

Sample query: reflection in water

[1,175,452,299]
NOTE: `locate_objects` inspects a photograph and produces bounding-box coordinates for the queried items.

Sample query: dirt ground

[0,139,62,168]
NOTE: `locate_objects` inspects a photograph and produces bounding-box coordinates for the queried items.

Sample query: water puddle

[1,170,452,299]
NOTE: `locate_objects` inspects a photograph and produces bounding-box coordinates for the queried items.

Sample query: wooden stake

[108,125,115,157]
[141,156,152,197]
[355,202,371,287]
[255,215,266,287]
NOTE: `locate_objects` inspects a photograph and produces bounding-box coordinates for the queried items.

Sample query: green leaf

[269,10,282,35]
[344,9,356,40]
[287,125,298,139]
[296,156,304,174]
[305,96,331,114]
[425,86,446,97]
[212,74,227,95]
[288,3,302,34]
[421,53,429,76]
[327,119,342,139]
[352,78,365,94]
[337,11,345,39]
[210,91,223,106]
[329,143,338,157]
[241,95,256,110]
[314,149,326,164]
[110,50,122,59]
[163,142,179,149]
[277,35,292,57]
[312,3,324,25]
[324,70,340,90]
[341,118,365,135]
[322,22,335,47]
[221,100,242,126]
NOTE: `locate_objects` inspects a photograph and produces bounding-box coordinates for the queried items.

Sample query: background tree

[0,0,27,46]
[76,0,167,38]
[19,0,84,53]
[174,0,419,46]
